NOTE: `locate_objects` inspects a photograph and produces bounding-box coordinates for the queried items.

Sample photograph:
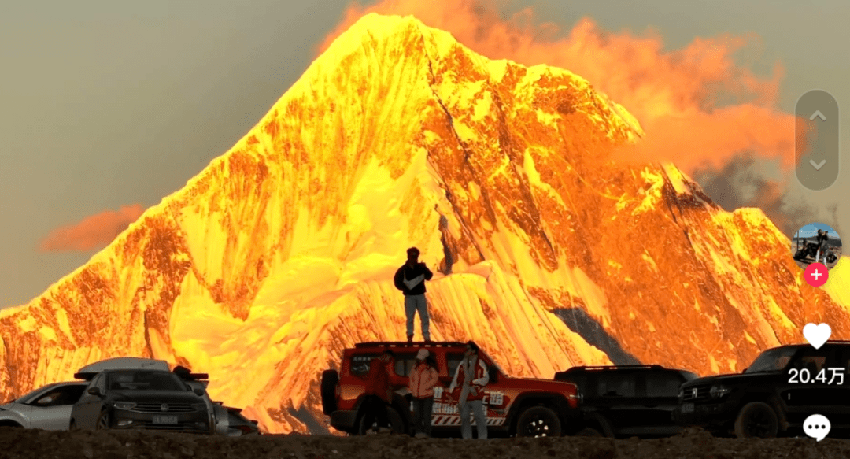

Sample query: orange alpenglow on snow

[0,14,847,434]
[318,0,796,174]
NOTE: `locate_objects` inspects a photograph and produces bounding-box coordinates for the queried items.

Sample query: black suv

[69,369,213,434]
[673,341,850,438]
[555,365,697,438]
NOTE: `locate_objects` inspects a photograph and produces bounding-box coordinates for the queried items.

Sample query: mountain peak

[2,14,848,436]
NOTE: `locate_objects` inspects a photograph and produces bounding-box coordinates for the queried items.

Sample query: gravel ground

[2,427,850,459]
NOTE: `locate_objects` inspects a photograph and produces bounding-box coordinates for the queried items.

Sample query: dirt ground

[3,427,850,459]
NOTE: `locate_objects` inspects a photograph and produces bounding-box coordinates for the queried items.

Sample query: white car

[0,381,88,429]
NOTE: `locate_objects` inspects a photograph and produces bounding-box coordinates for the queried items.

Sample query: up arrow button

[795,90,839,191]
[810,110,826,121]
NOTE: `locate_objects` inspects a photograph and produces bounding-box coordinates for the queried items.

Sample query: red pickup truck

[321,341,582,437]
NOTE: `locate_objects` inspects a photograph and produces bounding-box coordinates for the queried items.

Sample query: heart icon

[804,323,831,349]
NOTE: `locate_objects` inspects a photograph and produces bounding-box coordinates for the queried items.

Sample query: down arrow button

[795,90,839,191]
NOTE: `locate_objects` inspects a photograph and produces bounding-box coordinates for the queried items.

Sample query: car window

[33,389,62,406]
[394,354,417,377]
[789,347,835,373]
[349,354,379,377]
[15,386,52,404]
[597,374,636,397]
[477,351,503,374]
[106,371,185,391]
[446,353,464,379]
[60,385,87,404]
[31,385,84,406]
[644,372,684,398]
[93,373,106,392]
[745,347,798,373]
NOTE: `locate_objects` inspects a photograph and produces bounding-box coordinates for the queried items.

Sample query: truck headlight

[709,385,731,398]
[113,402,136,410]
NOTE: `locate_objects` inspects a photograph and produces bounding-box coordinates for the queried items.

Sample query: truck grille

[681,385,712,402]
[133,403,195,413]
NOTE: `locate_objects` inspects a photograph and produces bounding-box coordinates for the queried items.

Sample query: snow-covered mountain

[1,13,848,434]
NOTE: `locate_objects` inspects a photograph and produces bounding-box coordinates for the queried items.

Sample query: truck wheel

[96,410,111,430]
[734,402,778,439]
[578,413,615,438]
[515,406,562,437]
[321,370,339,415]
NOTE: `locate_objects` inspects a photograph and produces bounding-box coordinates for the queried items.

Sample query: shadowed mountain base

[553,308,640,366]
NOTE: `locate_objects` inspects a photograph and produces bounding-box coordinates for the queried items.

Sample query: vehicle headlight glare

[709,385,730,398]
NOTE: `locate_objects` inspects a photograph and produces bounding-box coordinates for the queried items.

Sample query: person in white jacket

[447,342,490,439]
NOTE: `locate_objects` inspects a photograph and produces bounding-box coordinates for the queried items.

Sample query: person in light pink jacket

[408,349,438,438]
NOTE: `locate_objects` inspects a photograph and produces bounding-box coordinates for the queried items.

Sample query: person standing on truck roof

[359,350,401,434]
[408,349,439,438]
[393,247,434,343]
[447,341,489,439]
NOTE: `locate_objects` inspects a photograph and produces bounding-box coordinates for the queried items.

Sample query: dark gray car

[70,369,212,434]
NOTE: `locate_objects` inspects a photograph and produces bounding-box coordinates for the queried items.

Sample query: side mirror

[87,387,102,397]
[488,367,498,384]
[193,387,205,396]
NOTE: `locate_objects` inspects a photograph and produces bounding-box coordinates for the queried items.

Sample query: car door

[392,352,416,413]
[432,353,464,426]
[639,371,686,436]
[74,374,105,428]
[782,345,844,427]
[594,371,643,437]
[824,347,850,427]
[28,384,86,430]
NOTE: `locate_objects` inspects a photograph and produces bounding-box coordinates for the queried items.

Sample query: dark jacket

[364,358,403,403]
[394,263,433,296]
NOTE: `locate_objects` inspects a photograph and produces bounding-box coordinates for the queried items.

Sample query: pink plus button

[804,262,829,287]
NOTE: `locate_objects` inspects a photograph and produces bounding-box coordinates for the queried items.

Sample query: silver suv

[0,381,87,429]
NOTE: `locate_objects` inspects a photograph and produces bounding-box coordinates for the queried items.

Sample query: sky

[797,223,841,239]
[1,0,849,309]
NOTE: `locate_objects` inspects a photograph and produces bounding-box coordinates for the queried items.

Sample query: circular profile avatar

[792,222,842,270]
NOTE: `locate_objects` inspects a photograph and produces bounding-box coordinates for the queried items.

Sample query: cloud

[39,204,145,252]
[692,154,813,236]
[318,0,795,173]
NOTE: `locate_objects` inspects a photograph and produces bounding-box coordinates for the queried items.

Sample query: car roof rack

[354,341,469,348]
[179,373,209,381]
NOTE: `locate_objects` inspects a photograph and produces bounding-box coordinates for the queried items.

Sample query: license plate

[681,403,694,414]
[152,415,178,424]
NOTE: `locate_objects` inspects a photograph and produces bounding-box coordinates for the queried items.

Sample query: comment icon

[804,414,831,441]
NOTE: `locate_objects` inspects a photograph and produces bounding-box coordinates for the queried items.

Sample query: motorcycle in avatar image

[793,241,838,264]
